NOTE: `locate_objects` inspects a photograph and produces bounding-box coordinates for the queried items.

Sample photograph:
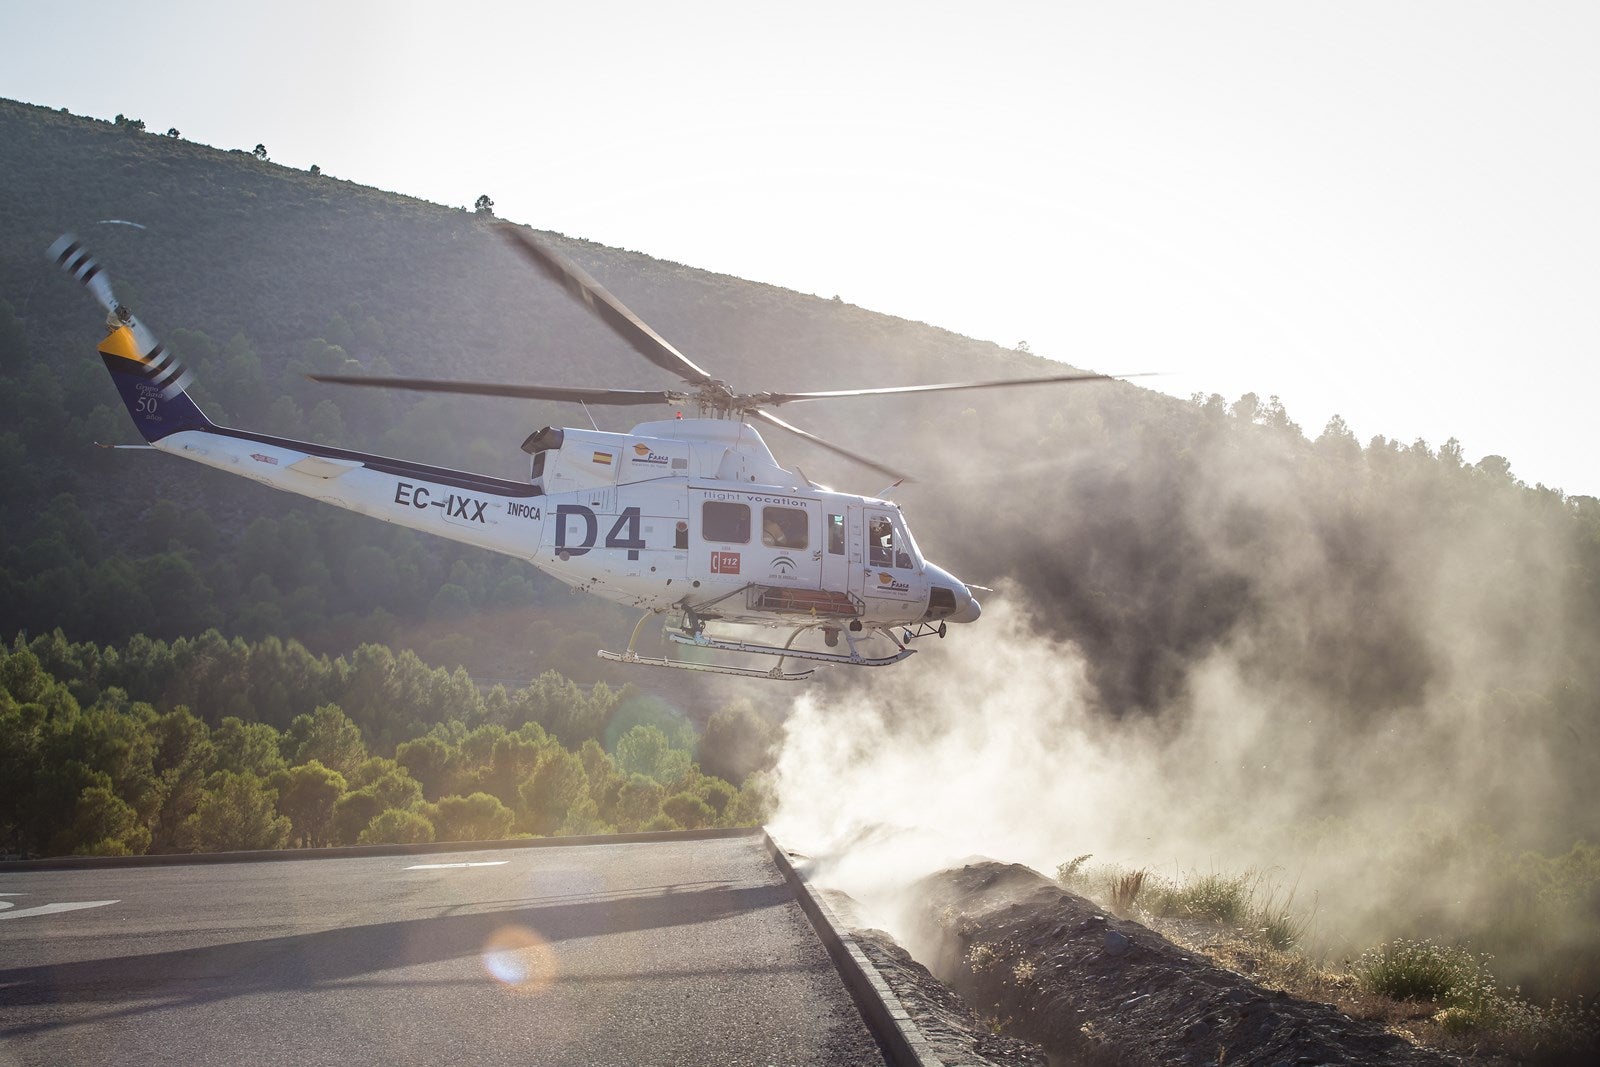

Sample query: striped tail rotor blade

[125,318,194,397]
[47,234,118,313]
[140,332,195,397]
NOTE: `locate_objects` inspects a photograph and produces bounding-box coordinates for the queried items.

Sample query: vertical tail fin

[95,326,214,442]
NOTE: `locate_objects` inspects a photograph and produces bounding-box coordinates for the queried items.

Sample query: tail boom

[92,311,546,565]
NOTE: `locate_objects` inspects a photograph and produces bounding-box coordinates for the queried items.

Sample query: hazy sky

[6,1,1597,494]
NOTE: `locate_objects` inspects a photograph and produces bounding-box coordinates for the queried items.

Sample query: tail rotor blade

[141,333,195,397]
[48,234,118,313]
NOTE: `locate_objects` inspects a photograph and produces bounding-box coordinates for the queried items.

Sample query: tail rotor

[47,234,194,398]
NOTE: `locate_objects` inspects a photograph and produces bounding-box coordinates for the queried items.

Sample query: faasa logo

[710,551,741,574]
[874,571,911,593]
[631,442,669,465]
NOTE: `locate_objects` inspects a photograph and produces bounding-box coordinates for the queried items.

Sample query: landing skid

[594,609,915,681]
[596,648,816,681]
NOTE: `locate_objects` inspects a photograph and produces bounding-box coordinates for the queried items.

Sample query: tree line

[1,630,779,858]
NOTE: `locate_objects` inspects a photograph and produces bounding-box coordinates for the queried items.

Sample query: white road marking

[0,900,119,920]
[405,860,510,870]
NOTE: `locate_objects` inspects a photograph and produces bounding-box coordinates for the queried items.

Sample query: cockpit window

[869,512,915,569]
[868,514,896,566]
[761,506,807,549]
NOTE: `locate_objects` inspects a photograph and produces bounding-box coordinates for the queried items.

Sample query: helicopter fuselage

[135,404,978,633]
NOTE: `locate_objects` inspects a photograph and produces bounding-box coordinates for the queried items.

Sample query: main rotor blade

[751,409,910,483]
[758,370,1153,405]
[496,223,717,387]
[310,374,675,406]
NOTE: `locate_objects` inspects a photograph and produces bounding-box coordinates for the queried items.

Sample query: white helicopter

[51,226,1133,680]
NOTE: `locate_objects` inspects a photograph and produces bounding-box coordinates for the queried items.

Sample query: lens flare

[481,924,557,994]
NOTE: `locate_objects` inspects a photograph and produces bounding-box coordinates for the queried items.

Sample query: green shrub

[1250,880,1310,950]
[1355,938,1501,1019]
[1145,871,1254,924]
[358,808,434,845]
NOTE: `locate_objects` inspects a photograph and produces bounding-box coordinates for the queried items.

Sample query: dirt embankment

[901,862,1459,1067]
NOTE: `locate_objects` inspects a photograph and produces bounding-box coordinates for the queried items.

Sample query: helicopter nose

[949,586,981,623]
[924,563,982,624]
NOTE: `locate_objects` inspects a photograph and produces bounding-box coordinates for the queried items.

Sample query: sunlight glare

[481,924,557,994]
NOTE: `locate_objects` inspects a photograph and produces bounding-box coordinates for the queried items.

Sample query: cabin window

[761,506,808,549]
[702,501,750,543]
[827,514,845,555]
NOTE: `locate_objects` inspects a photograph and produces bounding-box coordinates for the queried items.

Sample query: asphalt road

[0,834,885,1066]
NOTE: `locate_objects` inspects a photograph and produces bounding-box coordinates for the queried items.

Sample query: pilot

[869,518,893,565]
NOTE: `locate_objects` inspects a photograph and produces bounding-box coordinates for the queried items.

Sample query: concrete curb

[0,826,760,871]
[763,831,945,1067]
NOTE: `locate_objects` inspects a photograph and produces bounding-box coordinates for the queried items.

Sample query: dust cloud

[768,398,1598,993]
[770,594,1584,983]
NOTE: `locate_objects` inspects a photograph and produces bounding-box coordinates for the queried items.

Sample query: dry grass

[1110,868,1146,917]
[1057,858,1599,1062]
[1152,917,1600,1062]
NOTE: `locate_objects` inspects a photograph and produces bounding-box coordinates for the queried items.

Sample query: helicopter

[50,225,1135,680]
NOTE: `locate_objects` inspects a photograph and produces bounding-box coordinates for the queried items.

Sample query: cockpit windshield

[893,507,923,568]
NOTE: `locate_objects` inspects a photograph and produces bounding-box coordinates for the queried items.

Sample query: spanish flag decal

[593,451,614,465]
